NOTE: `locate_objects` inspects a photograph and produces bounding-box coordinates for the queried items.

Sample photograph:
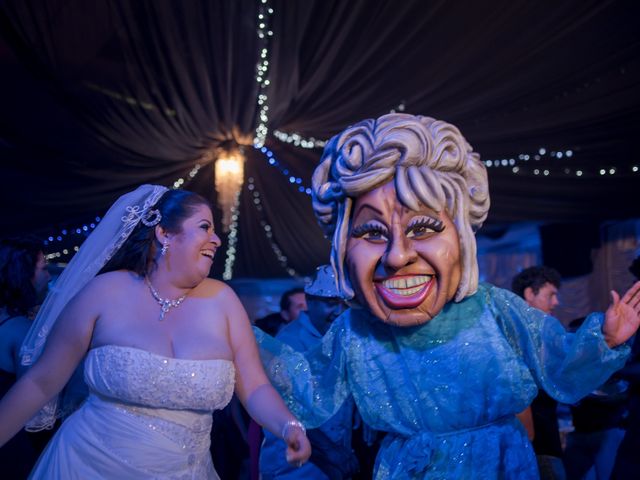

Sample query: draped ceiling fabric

[0,0,639,279]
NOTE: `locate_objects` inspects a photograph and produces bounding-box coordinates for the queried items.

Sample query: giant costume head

[312,113,490,326]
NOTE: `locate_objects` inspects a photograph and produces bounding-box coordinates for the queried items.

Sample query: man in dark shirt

[254,287,307,336]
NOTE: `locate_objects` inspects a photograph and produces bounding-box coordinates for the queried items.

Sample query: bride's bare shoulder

[198,278,245,309]
[198,277,235,297]
[56,271,140,316]
[86,270,141,294]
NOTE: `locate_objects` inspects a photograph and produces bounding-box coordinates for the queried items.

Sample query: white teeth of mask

[392,285,423,296]
[382,275,432,290]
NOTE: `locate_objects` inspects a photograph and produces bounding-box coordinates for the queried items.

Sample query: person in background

[260,265,358,480]
[0,236,51,478]
[280,288,308,324]
[0,236,51,375]
[512,266,561,314]
[255,288,307,336]
[0,185,310,479]
[277,271,343,347]
[512,265,566,480]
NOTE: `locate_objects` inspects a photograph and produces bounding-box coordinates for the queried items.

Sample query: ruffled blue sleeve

[486,284,630,404]
[254,319,350,429]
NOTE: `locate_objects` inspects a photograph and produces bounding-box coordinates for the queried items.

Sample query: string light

[45,244,81,262]
[44,163,203,261]
[274,121,632,179]
[483,148,574,169]
[274,101,406,149]
[172,163,202,189]
[222,189,241,280]
[247,177,299,278]
[389,101,407,113]
[43,214,102,256]
[273,130,326,149]
[255,145,312,195]
[481,148,638,178]
[272,105,631,180]
[509,164,638,178]
[269,132,634,179]
[253,0,274,147]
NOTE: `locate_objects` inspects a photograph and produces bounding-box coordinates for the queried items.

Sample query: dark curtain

[0,0,639,277]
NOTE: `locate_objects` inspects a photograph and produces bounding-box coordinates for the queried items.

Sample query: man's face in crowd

[525,282,559,314]
[283,292,307,323]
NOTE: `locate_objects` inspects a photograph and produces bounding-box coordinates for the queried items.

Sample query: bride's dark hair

[100,189,212,276]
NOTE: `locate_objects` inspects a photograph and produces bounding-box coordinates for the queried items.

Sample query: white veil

[20,184,168,430]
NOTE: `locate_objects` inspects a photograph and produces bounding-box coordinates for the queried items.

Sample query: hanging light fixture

[214,148,245,233]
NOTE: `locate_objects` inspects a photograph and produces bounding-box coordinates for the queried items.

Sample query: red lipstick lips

[374,275,433,309]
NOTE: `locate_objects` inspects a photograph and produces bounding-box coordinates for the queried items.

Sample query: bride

[0,185,310,478]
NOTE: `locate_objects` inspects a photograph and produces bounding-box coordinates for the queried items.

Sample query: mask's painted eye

[351,222,389,243]
[406,216,444,239]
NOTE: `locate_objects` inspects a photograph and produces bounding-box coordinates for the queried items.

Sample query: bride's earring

[161,241,169,256]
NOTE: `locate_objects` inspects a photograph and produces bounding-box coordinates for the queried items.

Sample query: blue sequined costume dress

[256,284,629,479]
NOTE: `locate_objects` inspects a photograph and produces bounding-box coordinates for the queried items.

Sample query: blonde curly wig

[312,113,489,302]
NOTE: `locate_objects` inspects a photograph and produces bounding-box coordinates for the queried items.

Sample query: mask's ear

[523,286,535,304]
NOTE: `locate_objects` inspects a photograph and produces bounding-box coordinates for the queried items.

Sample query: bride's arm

[221,284,311,466]
[0,279,99,447]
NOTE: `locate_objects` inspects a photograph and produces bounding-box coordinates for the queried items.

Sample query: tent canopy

[1,0,638,278]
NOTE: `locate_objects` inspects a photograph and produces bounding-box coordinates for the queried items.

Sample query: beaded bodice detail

[84,345,235,412]
[29,345,235,478]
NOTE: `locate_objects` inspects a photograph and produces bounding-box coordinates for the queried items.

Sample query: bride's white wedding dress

[29,345,235,479]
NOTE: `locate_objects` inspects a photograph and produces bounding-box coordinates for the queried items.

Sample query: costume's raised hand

[283,422,312,468]
[603,281,640,347]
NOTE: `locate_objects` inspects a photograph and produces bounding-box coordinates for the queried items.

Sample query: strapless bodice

[84,345,235,412]
[29,345,234,479]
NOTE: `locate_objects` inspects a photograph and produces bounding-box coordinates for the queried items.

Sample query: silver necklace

[145,277,189,321]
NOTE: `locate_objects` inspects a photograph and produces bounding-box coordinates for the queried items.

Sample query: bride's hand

[283,422,312,468]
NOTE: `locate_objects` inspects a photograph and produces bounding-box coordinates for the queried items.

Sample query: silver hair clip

[141,208,162,227]
[120,185,167,235]
[121,205,162,228]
